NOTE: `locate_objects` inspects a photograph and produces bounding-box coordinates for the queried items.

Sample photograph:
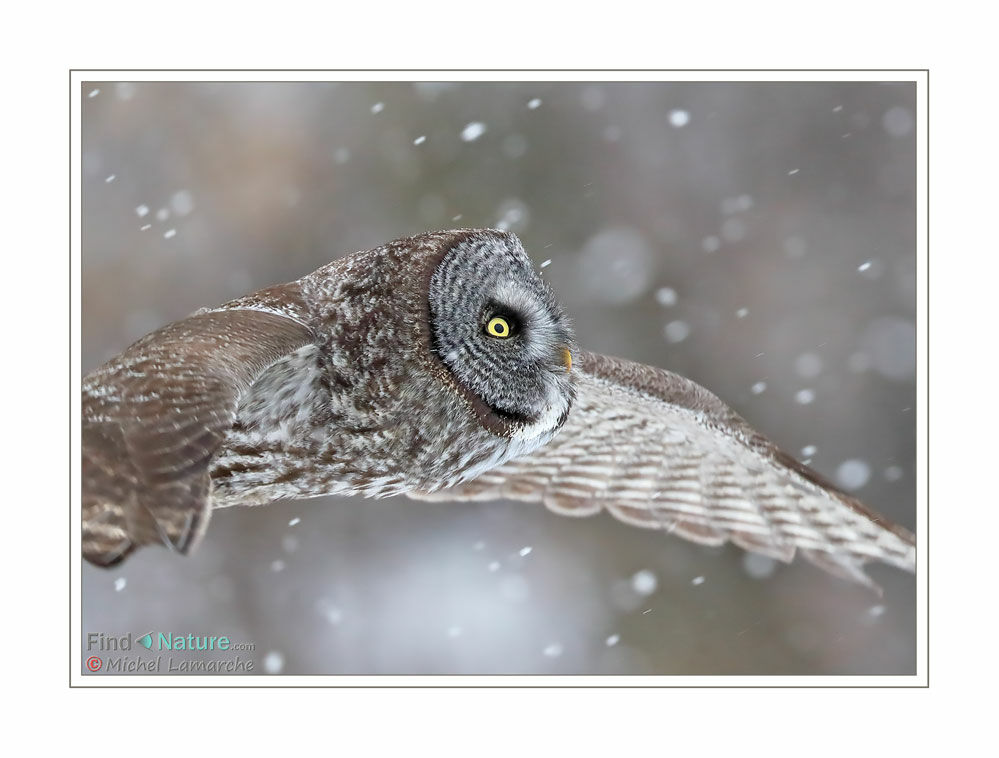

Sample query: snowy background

[81,81,916,675]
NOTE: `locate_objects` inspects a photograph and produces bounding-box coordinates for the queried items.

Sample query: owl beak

[560,346,573,373]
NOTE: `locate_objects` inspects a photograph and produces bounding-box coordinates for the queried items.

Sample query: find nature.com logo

[85,632,256,673]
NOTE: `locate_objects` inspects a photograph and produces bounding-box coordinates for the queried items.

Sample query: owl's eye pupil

[486,316,512,338]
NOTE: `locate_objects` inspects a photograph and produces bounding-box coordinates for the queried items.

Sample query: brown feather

[412,351,915,591]
[82,306,313,565]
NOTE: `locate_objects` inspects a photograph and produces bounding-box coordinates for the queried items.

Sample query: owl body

[82,228,914,591]
[207,229,570,507]
[83,230,574,564]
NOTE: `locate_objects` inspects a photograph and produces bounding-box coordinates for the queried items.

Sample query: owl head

[427,229,575,444]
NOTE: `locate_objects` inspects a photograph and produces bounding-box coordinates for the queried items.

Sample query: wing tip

[800,548,885,596]
[82,495,210,568]
[83,540,136,568]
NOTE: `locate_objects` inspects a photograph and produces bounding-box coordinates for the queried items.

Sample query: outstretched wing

[413,351,915,591]
[82,308,313,566]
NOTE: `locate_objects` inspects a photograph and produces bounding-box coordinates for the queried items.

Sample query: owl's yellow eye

[486,316,512,338]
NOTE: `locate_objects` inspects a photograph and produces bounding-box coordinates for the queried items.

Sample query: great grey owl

[82,228,915,591]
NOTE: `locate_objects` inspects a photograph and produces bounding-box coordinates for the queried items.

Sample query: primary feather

[412,351,915,593]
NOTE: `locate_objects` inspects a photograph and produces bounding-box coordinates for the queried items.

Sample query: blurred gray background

[81,81,916,675]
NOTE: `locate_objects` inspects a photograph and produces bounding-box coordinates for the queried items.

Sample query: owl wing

[82,308,314,566]
[413,351,915,592]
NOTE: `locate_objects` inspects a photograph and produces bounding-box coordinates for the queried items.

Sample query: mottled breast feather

[82,304,314,566]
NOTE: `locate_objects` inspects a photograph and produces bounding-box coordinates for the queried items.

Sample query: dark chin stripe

[487,402,537,427]
[553,404,571,432]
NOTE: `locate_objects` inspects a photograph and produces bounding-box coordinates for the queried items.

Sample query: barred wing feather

[414,352,915,592]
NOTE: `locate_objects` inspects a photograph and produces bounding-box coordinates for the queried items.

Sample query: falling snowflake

[794,352,823,379]
[668,109,690,127]
[170,190,195,216]
[701,235,721,253]
[836,460,871,491]
[882,107,913,138]
[794,389,816,405]
[315,598,343,626]
[663,320,690,344]
[460,122,487,142]
[631,569,658,596]
[263,650,284,674]
[655,287,678,307]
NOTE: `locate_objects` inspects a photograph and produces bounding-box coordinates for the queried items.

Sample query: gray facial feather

[428,233,574,428]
